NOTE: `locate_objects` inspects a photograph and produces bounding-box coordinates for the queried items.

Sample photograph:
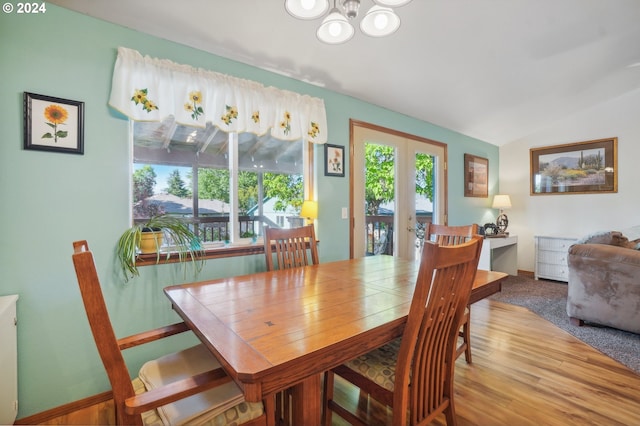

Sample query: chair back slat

[71,241,142,426]
[264,225,319,271]
[393,236,483,425]
[426,223,479,246]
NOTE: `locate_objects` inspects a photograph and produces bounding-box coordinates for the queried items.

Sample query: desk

[478,235,518,275]
[165,257,507,425]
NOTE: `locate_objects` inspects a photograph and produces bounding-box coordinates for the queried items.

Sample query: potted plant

[116,214,204,281]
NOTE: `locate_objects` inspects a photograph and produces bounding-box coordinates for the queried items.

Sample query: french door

[351,121,447,260]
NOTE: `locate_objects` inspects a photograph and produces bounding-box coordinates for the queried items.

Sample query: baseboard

[14,391,112,425]
[518,270,534,278]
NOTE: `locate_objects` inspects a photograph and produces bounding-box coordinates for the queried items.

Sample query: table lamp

[300,200,318,225]
[492,194,511,234]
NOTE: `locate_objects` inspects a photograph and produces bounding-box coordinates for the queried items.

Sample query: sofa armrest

[569,243,640,267]
[567,243,640,334]
[573,231,631,247]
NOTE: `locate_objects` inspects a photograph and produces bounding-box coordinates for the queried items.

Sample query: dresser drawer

[534,235,577,282]
[536,250,569,265]
[536,237,574,252]
[536,262,569,281]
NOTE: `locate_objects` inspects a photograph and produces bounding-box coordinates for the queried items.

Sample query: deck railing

[365,214,432,256]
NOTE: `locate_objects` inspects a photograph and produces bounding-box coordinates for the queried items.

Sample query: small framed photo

[24,92,84,155]
[324,143,345,177]
[464,154,488,198]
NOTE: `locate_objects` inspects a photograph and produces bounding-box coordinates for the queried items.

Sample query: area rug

[489,274,640,375]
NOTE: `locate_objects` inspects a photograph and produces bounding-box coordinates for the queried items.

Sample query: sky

[134,163,190,193]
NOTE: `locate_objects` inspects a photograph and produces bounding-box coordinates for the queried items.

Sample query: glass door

[351,122,446,260]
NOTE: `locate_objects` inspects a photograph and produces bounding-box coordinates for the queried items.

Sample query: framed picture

[530,137,617,195]
[324,143,344,177]
[464,154,488,198]
[24,92,84,154]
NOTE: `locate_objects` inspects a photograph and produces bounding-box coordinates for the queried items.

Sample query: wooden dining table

[164,255,507,425]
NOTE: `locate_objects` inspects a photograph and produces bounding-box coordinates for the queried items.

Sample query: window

[132,117,312,249]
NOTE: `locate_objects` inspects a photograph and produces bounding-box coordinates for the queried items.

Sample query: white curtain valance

[109,47,327,144]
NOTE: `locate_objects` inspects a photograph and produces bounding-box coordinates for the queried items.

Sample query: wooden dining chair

[71,240,273,426]
[425,223,479,364]
[262,225,319,425]
[322,236,483,426]
[263,225,319,271]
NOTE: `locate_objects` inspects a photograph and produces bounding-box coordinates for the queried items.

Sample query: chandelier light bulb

[373,0,412,6]
[285,0,329,19]
[301,0,316,10]
[374,13,388,29]
[317,7,355,44]
[360,5,400,37]
[329,22,342,36]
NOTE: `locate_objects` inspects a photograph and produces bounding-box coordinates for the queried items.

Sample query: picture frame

[464,153,488,198]
[24,92,84,155]
[530,137,617,195]
[324,143,345,177]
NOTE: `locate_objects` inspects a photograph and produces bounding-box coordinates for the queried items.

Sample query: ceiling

[49,0,640,146]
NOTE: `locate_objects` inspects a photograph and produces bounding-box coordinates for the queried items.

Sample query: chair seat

[136,344,264,426]
[343,338,402,393]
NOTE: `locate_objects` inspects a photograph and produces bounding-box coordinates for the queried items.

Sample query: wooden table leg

[289,374,322,426]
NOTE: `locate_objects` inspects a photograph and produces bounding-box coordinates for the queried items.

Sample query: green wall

[0,5,498,418]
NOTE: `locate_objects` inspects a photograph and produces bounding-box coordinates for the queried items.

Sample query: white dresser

[534,235,577,282]
[0,294,19,425]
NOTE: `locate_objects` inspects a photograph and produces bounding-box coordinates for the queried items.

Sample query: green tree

[198,168,229,202]
[238,171,258,214]
[365,144,395,215]
[167,169,190,198]
[364,145,434,215]
[197,165,303,215]
[132,165,163,218]
[264,172,303,212]
[415,153,434,201]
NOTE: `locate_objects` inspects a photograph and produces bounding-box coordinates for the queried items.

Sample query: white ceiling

[49,0,640,146]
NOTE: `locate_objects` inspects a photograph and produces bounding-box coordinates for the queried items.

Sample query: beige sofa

[566,230,640,334]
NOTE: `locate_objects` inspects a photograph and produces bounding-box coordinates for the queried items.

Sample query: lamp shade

[360,6,400,37]
[317,8,355,44]
[373,0,412,6]
[285,0,329,19]
[492,194,512,209]
[300,200,318,219]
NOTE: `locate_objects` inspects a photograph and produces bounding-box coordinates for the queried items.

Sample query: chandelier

[285,0,413,44]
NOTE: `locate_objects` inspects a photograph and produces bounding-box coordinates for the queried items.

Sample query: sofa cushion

[574,231,629,247]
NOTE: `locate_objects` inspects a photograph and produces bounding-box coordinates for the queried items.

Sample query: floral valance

[108,47,327,144]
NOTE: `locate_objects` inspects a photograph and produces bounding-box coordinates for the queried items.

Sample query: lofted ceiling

[49,0,640,146]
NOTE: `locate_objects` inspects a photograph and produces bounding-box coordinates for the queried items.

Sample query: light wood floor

[36,299,640,426]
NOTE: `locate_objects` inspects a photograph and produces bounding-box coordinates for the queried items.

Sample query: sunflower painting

[43,104,69,143]
[324,144,345,177]
[24,92,84,154]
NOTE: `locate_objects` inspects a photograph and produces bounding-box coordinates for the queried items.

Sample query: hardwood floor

[34,300,640,426]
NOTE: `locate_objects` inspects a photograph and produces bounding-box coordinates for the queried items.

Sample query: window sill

[135,244,265,267]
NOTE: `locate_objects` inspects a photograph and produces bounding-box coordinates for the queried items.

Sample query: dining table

[164,255,507,425]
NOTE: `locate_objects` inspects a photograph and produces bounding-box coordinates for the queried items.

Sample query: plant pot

[139,230,164,254]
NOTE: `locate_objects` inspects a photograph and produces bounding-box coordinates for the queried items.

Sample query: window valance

[109,47,327,144]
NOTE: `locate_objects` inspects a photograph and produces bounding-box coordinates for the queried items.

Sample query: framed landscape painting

[464,154,488,198]
[530,137,617,195]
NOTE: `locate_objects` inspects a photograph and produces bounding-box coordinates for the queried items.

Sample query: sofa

[566,230,640,334]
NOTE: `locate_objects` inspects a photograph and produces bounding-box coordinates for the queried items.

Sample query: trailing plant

[116,214,204,281]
